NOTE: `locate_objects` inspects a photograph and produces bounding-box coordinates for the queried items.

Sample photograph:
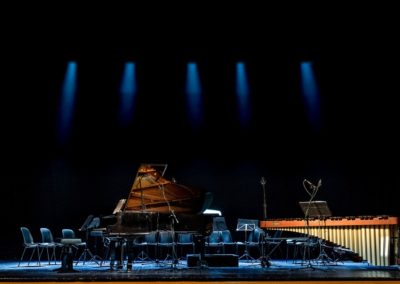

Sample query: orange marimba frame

[260,216,399,266]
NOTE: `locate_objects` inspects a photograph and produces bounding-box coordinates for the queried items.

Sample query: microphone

[317,179,322,187]
[304,179,316,188]
[170,210,179,224]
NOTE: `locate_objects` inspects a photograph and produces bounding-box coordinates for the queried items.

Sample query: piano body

[106,163,215,235]
[102,164,218,268]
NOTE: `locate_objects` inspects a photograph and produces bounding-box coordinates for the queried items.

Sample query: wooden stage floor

[0,258,399,283]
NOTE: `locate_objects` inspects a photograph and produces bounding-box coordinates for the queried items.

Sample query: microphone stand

[259,177,269,267]
[168,210,179,269]
[260,177,267,220]
[301,179,321,270]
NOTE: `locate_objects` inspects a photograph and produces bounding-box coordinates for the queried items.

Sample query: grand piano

[102,164,218,270]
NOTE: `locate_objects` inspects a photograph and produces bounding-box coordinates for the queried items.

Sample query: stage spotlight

[185,62,203,127]
[236,62,250,127]
[57,61,77,146]
[300,61,321,130]
[119,62,137,126]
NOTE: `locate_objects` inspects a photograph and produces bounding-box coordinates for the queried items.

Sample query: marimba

[260,216,399,266]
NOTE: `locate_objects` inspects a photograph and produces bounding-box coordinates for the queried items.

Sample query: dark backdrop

[1,4,399,259]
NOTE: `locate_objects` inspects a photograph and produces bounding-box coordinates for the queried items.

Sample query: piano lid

[123,164,210,214]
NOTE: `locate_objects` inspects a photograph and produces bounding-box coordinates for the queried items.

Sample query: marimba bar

[260,216,399,266]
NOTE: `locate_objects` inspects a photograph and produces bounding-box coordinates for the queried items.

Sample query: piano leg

[107,237,135,271]
[108,238,124,271]
[193,234,208,268]
[126,239,135,271]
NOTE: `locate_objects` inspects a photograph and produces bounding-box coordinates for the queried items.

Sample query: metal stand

[314,239,334,264]
[260,177,267,219]
[296,179,326,270]
[299,201,333,265]
[159,212,183,270]
[135,247,150,261]
[237,221,256,261]
[76,216,102,266]
[167,212,181,269]
[76,229,102,265]
[258,232,271,268]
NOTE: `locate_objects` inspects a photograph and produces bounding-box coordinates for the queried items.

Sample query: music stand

[236,219,257,261]
[213,216,229,231]
[299,201,332,219]
[298,201,333,266]
[79,215,94,232]
[77,215,102,265]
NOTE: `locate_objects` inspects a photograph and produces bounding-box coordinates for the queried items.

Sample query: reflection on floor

[1,259,399,282]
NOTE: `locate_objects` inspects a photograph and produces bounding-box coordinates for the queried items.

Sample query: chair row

[206,228,267,256]
[18,227,89,266]
[101,228,266,260]
[130,228,268,256]
[103,230,196,263]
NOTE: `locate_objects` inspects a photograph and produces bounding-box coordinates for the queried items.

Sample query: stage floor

[0,259,399,282]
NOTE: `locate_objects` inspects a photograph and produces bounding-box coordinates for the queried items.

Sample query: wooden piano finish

[103,164,216,270]
[106,164,214,237]
[261,216,399,266]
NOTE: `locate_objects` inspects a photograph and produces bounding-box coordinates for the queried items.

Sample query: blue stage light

[236,62,250,127]
[119,62,137,126]
[57,61,77,145]
[300,61,321,130]
[185,62,203,127]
